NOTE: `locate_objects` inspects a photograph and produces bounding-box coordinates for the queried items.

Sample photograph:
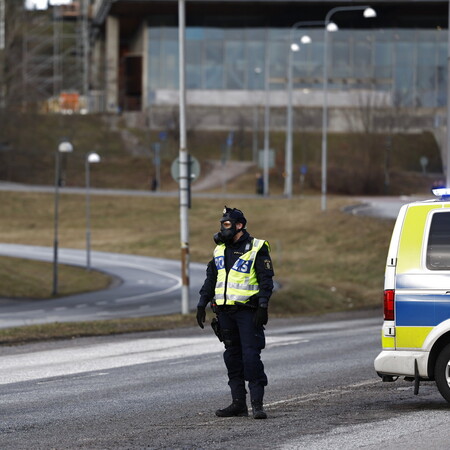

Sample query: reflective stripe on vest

[214,238,267,306]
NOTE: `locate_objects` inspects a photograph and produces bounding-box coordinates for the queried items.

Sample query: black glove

[254,298,268,328]
[196,306,206,329]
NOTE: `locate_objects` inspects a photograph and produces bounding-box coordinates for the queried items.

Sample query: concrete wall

[142,103,444,134]
[151,88,391,109]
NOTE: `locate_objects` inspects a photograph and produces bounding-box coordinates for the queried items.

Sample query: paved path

[0,181,266,200]
[192,160,256,191]
[0,244,206,328]
[0,159,258,198]
[347,195,430,219]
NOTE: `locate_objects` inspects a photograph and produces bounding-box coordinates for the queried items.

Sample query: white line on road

[266,379,379,408]
[0,333,307,386]
[267,339,309,348]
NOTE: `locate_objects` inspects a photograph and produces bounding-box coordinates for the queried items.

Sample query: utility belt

[212,297,258,313]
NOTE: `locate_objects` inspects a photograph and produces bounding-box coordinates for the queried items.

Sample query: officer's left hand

[254,298,268,327]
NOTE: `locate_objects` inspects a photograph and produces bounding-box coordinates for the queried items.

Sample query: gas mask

[214,221,240,245]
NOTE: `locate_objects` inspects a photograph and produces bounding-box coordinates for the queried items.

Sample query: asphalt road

[0,244,206,328]
[2,190,448,448]
[350,195,429,219]
[1,311,450,449]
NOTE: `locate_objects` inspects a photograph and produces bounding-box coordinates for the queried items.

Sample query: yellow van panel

[381,335,395,349]
[396,326,433,349]
[397,204,441,274]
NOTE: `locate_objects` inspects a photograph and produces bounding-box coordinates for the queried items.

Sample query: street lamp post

[284,39,300,199]
[263,42,271,197]
[52,140,73,296]
[253,66,262,163]
[85,152,101,271]
[321,6,376,211]
[178,0,190,315]
[285,21,326,198]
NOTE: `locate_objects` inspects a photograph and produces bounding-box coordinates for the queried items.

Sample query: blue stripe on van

[396,299,435,326]
[396,296,450,326]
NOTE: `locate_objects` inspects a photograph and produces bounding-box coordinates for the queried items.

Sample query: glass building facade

[147,26,447,108]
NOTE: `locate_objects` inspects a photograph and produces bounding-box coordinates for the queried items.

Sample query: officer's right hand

[196,306,206,329]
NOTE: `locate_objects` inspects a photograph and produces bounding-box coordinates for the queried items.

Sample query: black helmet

[220,206,247,228]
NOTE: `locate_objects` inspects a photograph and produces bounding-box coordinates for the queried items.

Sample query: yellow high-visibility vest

[213,238,269,305]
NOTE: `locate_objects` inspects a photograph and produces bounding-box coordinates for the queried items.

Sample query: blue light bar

[432,187,450,199]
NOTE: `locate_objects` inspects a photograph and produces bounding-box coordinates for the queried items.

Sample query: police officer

[196,206,274,419]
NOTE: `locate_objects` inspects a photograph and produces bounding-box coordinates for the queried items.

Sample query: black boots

[215,400,267,419]
[251,401,267,419]
[215,399,248,417]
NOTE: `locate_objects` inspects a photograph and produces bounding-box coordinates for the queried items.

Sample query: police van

[374,188,450,402]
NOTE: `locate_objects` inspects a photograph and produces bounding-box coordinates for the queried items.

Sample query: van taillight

[384,289,395,320]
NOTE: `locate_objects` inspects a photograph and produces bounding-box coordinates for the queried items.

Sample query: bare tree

[339,87,432,194]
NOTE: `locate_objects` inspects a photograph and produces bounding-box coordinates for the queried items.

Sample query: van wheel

[435,344,450,402]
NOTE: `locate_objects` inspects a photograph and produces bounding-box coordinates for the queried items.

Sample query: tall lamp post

[321,5,376,211]
[85,152,101,271]
[52,140,73,296]
[263,41,271,197]
[178,0,190,314]
[253,66,262,163]
[285,21,328,198]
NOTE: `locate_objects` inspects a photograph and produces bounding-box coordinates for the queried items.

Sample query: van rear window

[427,212,450,270]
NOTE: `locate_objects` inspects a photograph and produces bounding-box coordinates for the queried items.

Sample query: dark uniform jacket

[198,230,274,308]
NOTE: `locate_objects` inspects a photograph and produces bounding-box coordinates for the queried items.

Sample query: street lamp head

[87,152,101,164]
[300,35,312,44]
[326,22,338,32]
[290,42,300,52]
[58,141,73,153]
[254,66,262,74]
[363,7,377,18]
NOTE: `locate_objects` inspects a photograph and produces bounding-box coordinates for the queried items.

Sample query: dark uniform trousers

[217,307,268,403]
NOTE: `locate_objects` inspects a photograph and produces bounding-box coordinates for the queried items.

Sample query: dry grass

[0,191,393,316]
[0,313,200,345]
[0,255,111,299]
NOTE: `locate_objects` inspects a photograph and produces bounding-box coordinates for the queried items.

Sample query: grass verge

[0,191,395,345]
[0,314,199,346]
[0,256,112,299]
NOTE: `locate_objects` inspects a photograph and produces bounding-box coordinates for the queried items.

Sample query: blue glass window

[268,41,287,88]
[145,25,447,107]
[148,40,161,90]
[225,41,246,89]
[186,27,204,41]
[186,41,202,88]
[247,41,265,90]
[161,40,178,89]
[204,41,224,89]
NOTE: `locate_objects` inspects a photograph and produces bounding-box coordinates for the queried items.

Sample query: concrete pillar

[106,15,119,113]
[141,25,148,111]
[90,38,105,112]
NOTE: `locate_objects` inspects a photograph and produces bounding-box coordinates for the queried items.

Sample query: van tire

[435,343,450,403]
